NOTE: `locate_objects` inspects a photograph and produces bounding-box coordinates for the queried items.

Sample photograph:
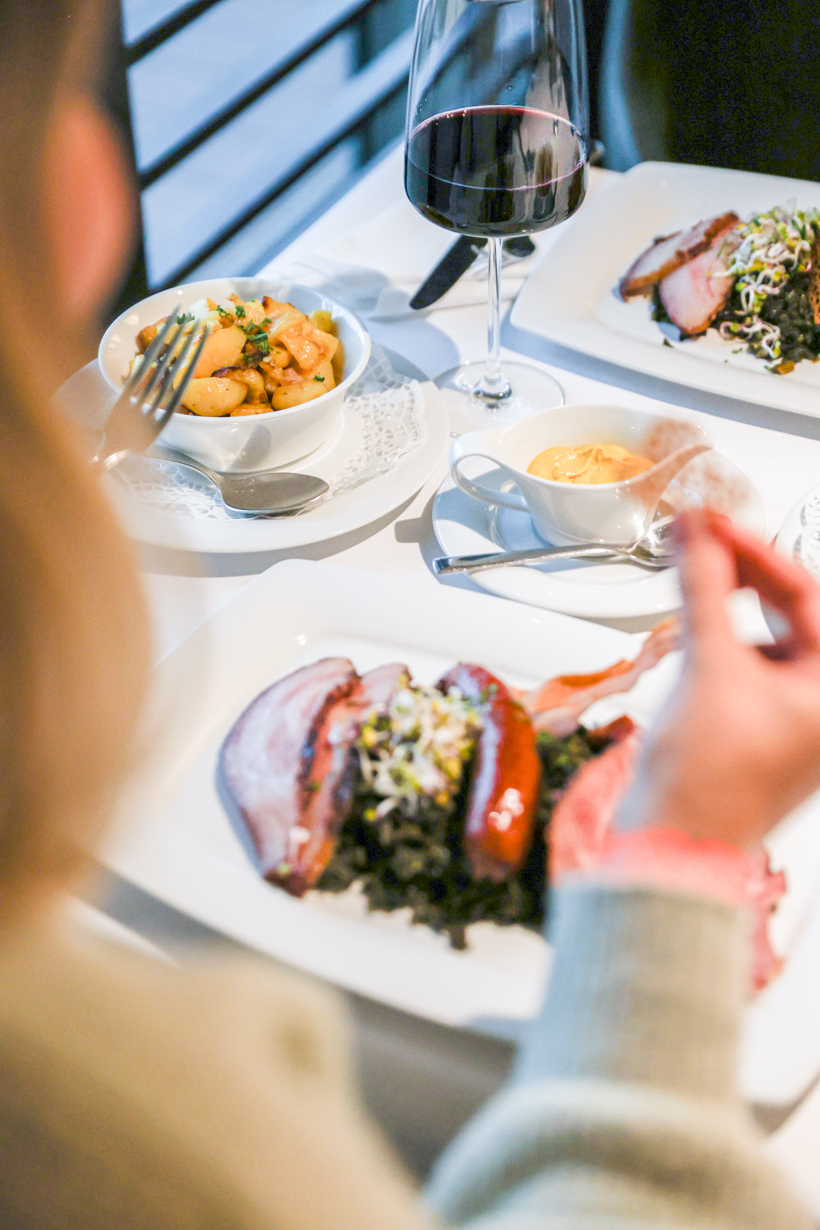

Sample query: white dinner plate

[512,161,820,417]
[55,352,448,554]
[432,451,764,620]
[106,559,820,1103]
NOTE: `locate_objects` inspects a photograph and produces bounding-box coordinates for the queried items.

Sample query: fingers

[706,515,820,655]
[673,510,739,664]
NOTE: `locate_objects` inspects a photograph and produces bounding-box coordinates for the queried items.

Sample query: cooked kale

[728,270,820,369]
[317,728,600,949]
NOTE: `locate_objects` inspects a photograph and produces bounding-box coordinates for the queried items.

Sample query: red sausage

[437,663,542,882]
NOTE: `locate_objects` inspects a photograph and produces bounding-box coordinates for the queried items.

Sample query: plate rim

[109,364,448,553]
[432,470,681,618]
[432,442,764,619]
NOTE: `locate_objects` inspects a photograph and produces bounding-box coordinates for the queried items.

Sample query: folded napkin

[277,196,541,321]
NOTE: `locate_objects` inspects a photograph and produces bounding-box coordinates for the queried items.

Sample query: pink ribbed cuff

[578,826,758,907]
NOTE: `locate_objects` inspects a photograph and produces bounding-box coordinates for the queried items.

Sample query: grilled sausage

[437,663,541,881]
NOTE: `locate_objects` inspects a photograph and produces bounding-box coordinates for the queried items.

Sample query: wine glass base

[435,360,564,436]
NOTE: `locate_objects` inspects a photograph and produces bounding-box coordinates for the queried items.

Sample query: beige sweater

[0,886,811,1230]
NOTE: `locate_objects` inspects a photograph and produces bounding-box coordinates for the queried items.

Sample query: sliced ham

[219,657,358,890]
[809,231,820,325]
[220,659,410,896]
[658,222,741,335]
[584,714,638,751]
[549,732,640,879]
[619,212,740,298]
[549,733,787,994]
[747,848,787,993]
[291,662,410,894]
[513,617,679,737]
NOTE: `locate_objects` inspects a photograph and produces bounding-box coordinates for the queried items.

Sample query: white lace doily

[797,491,820,579]
[114,345,425,521]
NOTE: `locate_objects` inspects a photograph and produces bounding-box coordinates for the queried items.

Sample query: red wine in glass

[406,106,587,239]
[404,0,589,433]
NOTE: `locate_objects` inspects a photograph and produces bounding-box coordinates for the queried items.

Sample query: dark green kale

[317,727,600,948]
[719,270,820,368]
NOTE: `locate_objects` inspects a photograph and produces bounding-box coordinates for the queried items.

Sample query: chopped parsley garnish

[234,304,246,319]
[215,305,230,318]
[243,323,271,357]
[314,375,325,381]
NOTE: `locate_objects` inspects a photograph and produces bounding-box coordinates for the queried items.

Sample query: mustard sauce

[527,443,654,485]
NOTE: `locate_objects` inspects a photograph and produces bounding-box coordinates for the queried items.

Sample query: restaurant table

[84,143,820,1197]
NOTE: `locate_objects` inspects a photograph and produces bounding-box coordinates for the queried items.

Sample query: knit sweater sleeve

[425,884,813,1230]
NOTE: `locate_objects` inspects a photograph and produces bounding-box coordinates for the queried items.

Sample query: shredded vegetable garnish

[356,682,483,819]
[716,204,820,361]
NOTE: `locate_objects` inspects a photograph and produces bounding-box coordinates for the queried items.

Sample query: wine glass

[404,0,589,434]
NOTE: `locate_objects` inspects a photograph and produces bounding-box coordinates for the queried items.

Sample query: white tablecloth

[98,144,820,1198]
[140,147,820,658]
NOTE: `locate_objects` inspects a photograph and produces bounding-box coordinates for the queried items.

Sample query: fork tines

[95,313,212,470]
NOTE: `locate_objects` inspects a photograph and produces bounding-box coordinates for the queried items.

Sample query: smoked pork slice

[549,732,640,879]
[658,222,740,335]
[619,212,740,298]
[809,231,820,325]
[514,617,679,737]
[747,848,787,993]
[219,657,358,890]
[584,714,638,751]
[290,663,411,894]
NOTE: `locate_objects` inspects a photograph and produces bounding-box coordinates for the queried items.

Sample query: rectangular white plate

[512,161,820,418]
[107,559,820,1103]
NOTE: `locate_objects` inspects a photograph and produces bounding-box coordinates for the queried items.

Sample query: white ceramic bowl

[98,277,370,472]
[450,403,713,546]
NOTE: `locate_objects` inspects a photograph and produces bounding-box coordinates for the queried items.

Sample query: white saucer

[55,351,448,554]
[432,451,765,619]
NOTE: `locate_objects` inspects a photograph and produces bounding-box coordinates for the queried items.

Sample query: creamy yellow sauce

[527,443,654,485]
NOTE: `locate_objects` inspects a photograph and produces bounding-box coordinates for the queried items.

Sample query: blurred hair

[0,0,150,919]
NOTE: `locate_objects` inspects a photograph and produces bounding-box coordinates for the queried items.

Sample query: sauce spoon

[149,446,329,515]
[434,518,676,575]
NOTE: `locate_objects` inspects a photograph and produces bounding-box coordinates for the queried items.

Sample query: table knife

[409,235,536,310]
[409,236,486,310]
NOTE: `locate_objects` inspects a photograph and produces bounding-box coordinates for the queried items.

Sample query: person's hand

[617,508,820,848]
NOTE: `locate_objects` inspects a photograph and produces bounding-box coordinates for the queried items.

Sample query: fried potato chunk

[182,376,247,416]
[136,322,159,353]
[271,359,334,409]
[310,309,336,335]
[193,324,246,378]
[133,294,346,419]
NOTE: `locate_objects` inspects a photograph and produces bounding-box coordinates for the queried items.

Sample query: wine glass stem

[475,237,511,403]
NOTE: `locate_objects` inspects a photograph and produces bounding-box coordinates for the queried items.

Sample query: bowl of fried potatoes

[99,277,370,472]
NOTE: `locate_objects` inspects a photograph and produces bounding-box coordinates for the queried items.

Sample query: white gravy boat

[450,404,713,547]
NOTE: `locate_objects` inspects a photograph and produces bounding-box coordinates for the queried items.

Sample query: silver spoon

[433,517,677,575]
[149,446,329,515]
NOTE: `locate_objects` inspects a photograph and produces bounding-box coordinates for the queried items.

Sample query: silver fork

[92,312,212,470]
